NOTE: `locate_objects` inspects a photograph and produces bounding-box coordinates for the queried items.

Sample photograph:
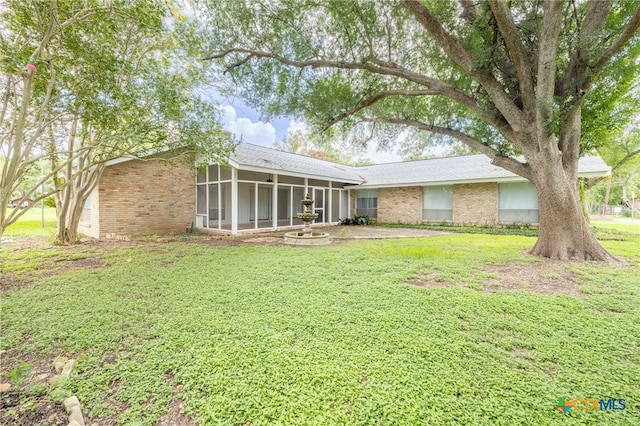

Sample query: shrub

[339,215,370,225]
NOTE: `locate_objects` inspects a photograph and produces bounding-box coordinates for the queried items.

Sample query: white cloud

[219,105,276,147]
[285,119,309,136]
[362,142,403,164]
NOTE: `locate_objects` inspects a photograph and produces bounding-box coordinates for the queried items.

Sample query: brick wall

[97,154,194,237]
[377,186,422,224]
[349,189,356,216]
[452,182,498,225]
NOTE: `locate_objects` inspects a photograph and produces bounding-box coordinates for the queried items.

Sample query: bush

[339,215,370,225]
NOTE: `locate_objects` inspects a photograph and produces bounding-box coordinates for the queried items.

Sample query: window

[356,189,377,218]
[81,196,91,223]
[423,186,453,221]
[499,182,539,223]
[196,185,207,216]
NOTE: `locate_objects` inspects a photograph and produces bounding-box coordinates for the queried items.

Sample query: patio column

[328,181,333,223]
[272,174,278,230]
[231,167,238,234]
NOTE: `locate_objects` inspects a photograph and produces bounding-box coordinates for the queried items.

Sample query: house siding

[96,154,194,238]
[452,182,498,225]
[377,186,422,224]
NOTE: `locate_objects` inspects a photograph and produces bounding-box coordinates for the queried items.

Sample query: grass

[1,227,639,425]
[379,219,640,241]
[3,207,56,237]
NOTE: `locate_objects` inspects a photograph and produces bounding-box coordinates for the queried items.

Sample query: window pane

[499,182,538,209]
[219,166,232,181]
[356,189,377,218]
[423,186,453,209]
[207,165,219,182]
[499,182,539,223]
[331,190,340,223]
[208,184,222,223]
[196,168,206,183]
[277,185,291,220]
[196,185,206,215]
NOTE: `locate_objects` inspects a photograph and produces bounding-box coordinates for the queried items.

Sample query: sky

[217,102,404,164]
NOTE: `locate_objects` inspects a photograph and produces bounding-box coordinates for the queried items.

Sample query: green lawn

[3,206,56,237]
[1,229,638,425]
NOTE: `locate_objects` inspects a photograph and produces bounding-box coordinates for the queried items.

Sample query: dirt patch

[405,271,462,289]
[155,395,198,426]
[483,261,582,296]
[0,351,74,426]
[407,261,583,296]
[0,390,68,425]
[240,236,285,246]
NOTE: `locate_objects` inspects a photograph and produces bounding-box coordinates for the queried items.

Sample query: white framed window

[423,186,453,221]
[81,196,91,223]
[499,182,539,223]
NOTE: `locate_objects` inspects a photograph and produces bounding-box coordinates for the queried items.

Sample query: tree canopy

[198,0,640,260]
[1,0,234,239]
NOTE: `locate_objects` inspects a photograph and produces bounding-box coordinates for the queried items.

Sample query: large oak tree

[198,0,640,260]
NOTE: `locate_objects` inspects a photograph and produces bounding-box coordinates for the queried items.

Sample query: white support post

[272,174,278,230]
[254,182,259,230]
[290,185,294,227]
[231,168,238,234]
[328,181,333,223]
[217,183,222,230]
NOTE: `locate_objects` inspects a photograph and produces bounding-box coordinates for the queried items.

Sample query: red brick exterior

[79,154,194,238]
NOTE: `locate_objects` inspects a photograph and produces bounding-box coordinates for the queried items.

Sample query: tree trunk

[529,157,616,261]
[56,195,84,244]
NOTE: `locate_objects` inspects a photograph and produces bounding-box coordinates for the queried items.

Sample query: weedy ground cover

[0,219,638,425]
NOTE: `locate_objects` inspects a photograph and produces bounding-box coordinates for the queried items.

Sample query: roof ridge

[238,142,355,168]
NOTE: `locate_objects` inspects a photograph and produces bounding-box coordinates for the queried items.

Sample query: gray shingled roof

[229,143,364,183]
[227,143,611,187]
[356,154,610,188]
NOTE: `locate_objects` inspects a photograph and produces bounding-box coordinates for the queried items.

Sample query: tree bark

[529,154,616,261]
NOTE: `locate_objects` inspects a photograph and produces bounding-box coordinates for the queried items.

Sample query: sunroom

[194,144,361,234]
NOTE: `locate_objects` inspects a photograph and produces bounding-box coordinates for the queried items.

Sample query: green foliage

[197,0,639,157]
[1,230,639,424]
[43,197,56,209]
[5,361,32,388]
[339,215,370,225]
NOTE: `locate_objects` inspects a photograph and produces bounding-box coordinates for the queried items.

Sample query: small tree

[0,0,105,235]
[1,1,234,243]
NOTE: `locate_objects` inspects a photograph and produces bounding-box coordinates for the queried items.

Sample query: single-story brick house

[78,143,610,238]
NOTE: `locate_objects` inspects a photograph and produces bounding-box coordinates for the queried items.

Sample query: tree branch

[560,0,612,95]
[535,0,564,146]
[458,0,477,24]
[488,0,535,111]
[401,0,527,133]
[323,89,438,130]
[207,48,514,139]
[593,2,640,72]
[360,116,532,179]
